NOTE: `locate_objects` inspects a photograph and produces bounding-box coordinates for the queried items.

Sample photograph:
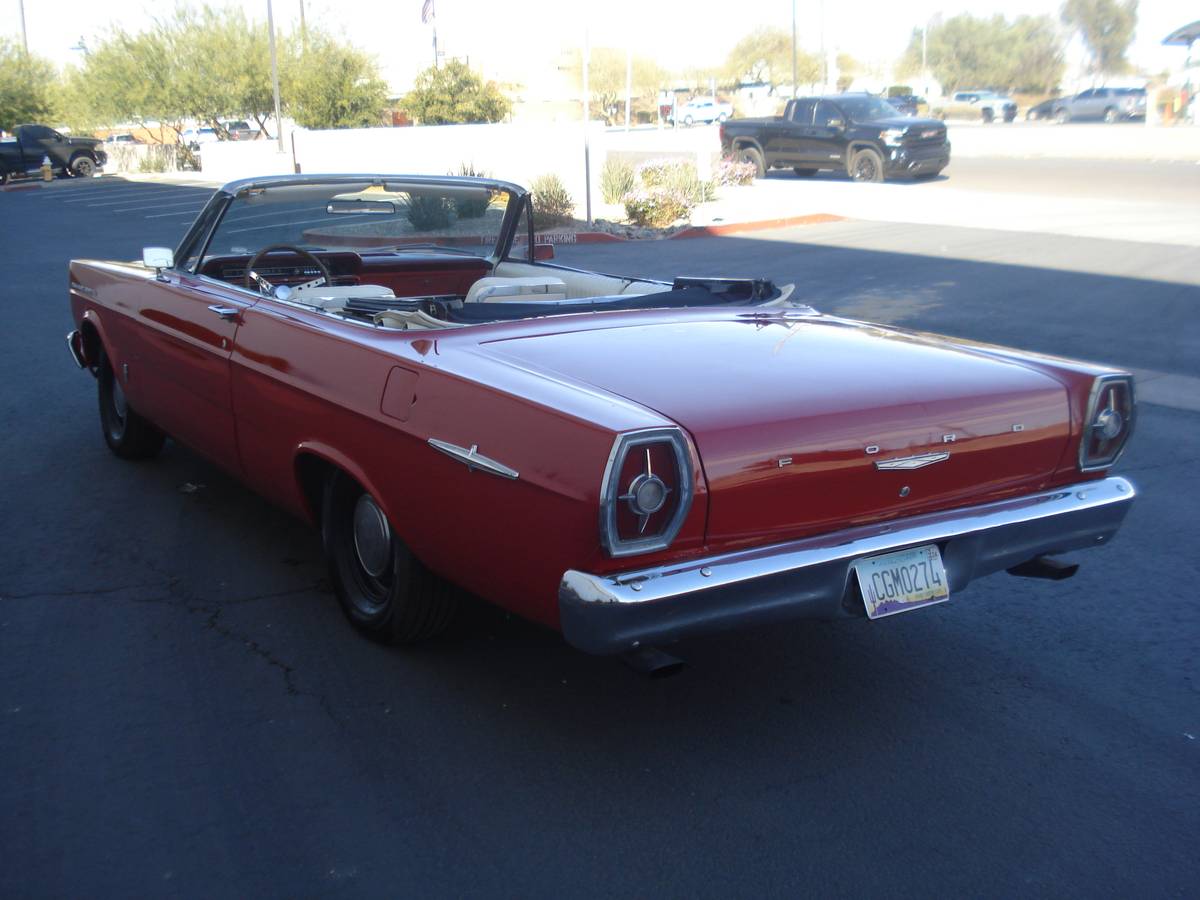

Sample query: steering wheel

[244,244,332,296]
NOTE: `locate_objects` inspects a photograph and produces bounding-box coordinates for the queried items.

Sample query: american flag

[421,0,435,24]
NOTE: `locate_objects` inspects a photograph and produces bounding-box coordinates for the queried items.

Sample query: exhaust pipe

[622,645,684,678]
[1007,555,1079,581]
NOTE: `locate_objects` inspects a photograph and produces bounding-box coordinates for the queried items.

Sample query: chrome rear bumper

[559,477,1135,655]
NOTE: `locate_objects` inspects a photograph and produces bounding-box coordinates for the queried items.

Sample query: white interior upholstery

[492,261,670,300]
[465,276,567,304]
[290,282,395,311]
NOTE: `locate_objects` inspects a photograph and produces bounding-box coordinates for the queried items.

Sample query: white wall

[201,122,724,215]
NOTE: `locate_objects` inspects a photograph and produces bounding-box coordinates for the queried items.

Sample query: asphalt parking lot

[2,166,1198,896]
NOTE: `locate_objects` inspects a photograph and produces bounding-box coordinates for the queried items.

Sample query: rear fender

[292,441,394,530]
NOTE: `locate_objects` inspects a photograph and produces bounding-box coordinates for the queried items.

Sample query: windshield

[837,96,902,121]
[200,179,514,263]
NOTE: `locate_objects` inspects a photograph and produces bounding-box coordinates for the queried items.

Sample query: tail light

[1079,374,1135,471]
[600,427,694,557]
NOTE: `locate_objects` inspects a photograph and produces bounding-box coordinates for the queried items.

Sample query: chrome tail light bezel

[600,427,694,558]
[1079,373,1136,472]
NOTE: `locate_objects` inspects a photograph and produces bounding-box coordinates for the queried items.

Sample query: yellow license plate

[855,545,950,619]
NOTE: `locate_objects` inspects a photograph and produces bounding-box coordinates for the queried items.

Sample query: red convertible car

[66,174,1136,661]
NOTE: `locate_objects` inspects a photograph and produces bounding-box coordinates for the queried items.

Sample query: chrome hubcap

[352,494,391,578]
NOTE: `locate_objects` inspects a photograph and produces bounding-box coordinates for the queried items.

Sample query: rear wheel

[981,108,994,124]
[848,147,884,183]
[70,155,97,178]
[97,351,165,459]
[737,145,766,179]
[322,471,456,644]
[792,167,817,178]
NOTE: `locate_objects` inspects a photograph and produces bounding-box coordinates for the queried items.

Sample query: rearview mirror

[533,243,555,261]
[142,247,174,271]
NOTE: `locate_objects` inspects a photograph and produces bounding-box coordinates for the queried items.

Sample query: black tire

[322,471,456,644]
[848,147,885,183]
[981,108,994,124]
[1103,106,1117,124]
[716,112,728,123]
[97,350,165,459]
[737,145,766,179]
[70,155,97,178]
[792,167,818,178]
[1055,108,1070,124]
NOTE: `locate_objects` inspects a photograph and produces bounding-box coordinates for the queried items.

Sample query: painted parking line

[144,207,205,218]
[108,198,208,213]
[227,216,337,234]
[66,188,205,205]
[86,193,208,208]
[57,185,195,201]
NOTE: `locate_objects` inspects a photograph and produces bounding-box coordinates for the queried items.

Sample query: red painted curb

[670,213,844,239]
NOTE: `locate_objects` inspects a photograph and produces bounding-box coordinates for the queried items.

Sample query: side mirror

[827,118,844,129]
[533,243,555,261]
[142,246,174,280]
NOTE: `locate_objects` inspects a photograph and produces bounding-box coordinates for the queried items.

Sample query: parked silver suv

[1054,88,1146,123]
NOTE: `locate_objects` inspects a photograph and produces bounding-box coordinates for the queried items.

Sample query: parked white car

[669,98,733,126]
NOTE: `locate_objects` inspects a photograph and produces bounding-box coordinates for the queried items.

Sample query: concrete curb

[1,182,44,192]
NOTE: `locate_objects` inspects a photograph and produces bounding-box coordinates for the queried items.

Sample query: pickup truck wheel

[981,108,994,124]
[1103,107,1118,123]
[793,168,817,177]
[70,155,97,178]
[323,472,456,644]
[737,146,766,179]
[848,147,884,183]
[683,115,693,126]
[97,351,165,459]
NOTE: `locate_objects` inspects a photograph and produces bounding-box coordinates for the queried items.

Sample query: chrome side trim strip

[874,451,950,470]
[427,438,519,480]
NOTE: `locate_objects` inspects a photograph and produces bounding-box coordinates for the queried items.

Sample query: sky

[6,0,1193,94]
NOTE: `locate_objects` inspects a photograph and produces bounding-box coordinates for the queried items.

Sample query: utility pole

[791,0,798,98]
[18,0,28,55]
[625,43,632,131]
[299,0,307,49]
[582,25,592,225]
[267,0,284,152]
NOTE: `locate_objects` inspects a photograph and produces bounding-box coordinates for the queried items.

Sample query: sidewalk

[673,174,1200,248]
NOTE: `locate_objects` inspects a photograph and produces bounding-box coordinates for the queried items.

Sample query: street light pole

[625,43,632,131]
[18,0,28,55]
[267,0,284,153]
[791,0,797,99]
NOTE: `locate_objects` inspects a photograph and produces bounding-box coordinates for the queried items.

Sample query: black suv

[719,95,950,182]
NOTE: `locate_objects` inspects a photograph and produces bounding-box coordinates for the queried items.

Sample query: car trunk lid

[480,315,1072,547]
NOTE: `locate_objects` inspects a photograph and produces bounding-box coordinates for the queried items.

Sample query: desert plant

[713,156,757,186]
[449,164,492,218]
[406,193,453,230]
[623,186,694,228]
[637,158,715,204]
[530,174,575,225]
[600,157,637,204]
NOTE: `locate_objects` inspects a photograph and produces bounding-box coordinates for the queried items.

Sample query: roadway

[1,159,1196,896]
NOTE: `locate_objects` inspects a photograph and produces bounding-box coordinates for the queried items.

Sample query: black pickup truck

[719,95,950,182]
[0,124,107,183]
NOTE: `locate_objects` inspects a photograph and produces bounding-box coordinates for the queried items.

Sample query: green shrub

[530,173,575,225]
[449,163,492,218]
[600,158,637,204]
[406,193,453,230]
[623,186,694,228]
